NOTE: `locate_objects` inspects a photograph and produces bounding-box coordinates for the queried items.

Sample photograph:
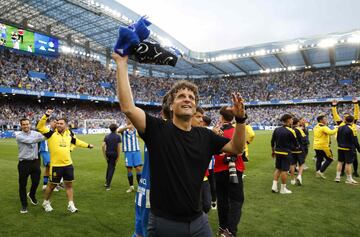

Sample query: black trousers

[147,212,212,237]
[215,170,244,236]
[18,159,41,208]
[208,169,217,202]
[105,153,117,186]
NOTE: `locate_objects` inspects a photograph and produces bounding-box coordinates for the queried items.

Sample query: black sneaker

[353,172,359,177]
[20,207,28,214]
[27,192,38,205]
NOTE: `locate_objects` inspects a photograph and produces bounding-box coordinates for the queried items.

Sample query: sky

[116,0,360,52]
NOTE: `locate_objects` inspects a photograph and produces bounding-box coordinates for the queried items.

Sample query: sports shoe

[296,176,302,186]
[319,172,327,179]
[42,200,53,212]
[316,171,326,179]
[334,177,341,183]
[42,185,47,191]
[105,186,111,191]
[315,171,321,177]
[53,186,60,192]
[271,183,278,193]
[280,187,292,194]
[353,172,359,177]
[27,192,38,205]
[67,204,78,213]
[126,186,134,193]
[290,179,296,185]
[211,201,217,210]
[345,179,358,185]
[20,207,28,214]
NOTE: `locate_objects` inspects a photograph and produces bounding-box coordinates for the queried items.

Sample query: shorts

[134,205,150,237]
[275,154,291,171]
[125,151,142,167]
[290,153,305,165]
[338,150,355,164]
[40,151,50,167]
[50,165,74,184]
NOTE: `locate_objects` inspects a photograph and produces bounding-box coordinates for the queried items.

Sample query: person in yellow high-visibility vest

[242,123,255,162]
[37,109,94,213]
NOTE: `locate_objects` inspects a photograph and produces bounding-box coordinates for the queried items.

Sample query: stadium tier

[1,46,360,106]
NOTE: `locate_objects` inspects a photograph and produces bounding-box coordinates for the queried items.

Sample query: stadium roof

[1,0,360,77]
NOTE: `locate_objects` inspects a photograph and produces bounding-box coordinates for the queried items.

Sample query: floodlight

[318,38,337,48]
[255,49,266,56]
[284,44,299,53]
[348,34,360,44]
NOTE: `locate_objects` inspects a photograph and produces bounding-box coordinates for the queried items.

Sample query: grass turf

[0,131,359,237]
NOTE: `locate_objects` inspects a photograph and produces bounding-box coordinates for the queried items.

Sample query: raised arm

[331,100,342,125]
[37,109,53,134]
[353,97,359,122]
[112,53,146,134]
[220,93,246,155]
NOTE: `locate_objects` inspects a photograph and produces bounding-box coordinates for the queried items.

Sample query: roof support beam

[274,54,287,68]
[329,48,336,67]
[228,61,248,75]
[209,63,228,74]
[26,2,67,21]
[300,50,310,67]
[250,57,266,70]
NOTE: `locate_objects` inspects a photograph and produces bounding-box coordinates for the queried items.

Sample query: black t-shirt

[139,113,229,222]
[104,132,121,156]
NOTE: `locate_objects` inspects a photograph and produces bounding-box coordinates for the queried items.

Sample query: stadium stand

[1,47,360,105]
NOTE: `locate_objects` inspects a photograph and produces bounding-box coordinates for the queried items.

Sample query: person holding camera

[214,106,246,237]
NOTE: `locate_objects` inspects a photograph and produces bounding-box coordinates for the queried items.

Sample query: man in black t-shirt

[102,124,122,190]
[112,53,247,237]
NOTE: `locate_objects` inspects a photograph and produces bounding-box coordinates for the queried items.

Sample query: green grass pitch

[0,131,359,236]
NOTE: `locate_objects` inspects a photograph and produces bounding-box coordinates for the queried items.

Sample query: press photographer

[214,106,246,237]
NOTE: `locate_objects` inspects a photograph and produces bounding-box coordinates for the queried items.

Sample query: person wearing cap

[271,114,298,194]
[313,115,337,179]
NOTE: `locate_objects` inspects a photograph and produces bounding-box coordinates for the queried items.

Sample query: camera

[224,156,239,184]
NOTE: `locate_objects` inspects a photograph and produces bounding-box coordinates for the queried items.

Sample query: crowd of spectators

[1,47,360,105]
[1,48,360,130]
[1,97,356,130]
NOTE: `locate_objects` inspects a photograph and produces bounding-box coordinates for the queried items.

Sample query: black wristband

[235,114,247,124]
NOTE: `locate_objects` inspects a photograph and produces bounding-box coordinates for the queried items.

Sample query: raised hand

[227,92,245,119]
[111,52,128,64]
[45,109,54,116]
